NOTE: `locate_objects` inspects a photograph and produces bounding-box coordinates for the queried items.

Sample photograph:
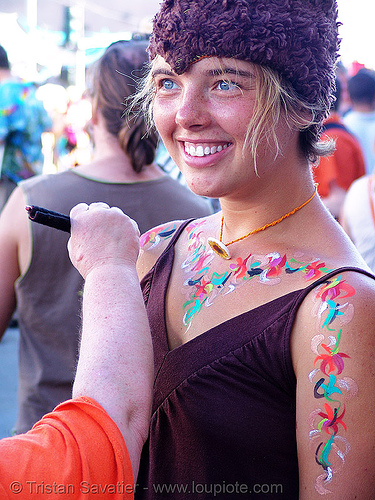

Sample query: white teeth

[185,143,230,157]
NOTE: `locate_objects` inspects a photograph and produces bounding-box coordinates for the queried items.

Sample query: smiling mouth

[184,142,232,157]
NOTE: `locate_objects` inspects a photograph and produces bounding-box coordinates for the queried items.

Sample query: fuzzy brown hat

[149,0,340,121]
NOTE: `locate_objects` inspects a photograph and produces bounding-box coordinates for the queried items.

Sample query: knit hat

[149,0,340,120]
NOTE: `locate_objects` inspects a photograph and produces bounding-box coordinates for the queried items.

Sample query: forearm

[73,262,153,477]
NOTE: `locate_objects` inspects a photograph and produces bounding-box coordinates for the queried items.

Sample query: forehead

[152,55,257,79]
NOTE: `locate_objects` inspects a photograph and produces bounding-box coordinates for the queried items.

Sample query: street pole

[69,2,86,94]
[27,0,38,78]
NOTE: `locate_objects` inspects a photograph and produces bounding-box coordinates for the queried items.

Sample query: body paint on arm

[308,276,358,495]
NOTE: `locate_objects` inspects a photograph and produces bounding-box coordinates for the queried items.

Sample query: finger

[130,217,140,237]
[108,207,140,236]
[70,203,89,218]
[87,202,111,211]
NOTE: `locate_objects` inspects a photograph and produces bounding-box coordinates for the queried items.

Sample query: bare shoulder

[137,215,217,280]
[137,219,187,280]
[293,268,375,360]
[292,268,375,498]
[0,185,32,276]
[0,185,28,239]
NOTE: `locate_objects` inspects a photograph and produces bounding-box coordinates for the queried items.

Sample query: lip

[177,139,233,167]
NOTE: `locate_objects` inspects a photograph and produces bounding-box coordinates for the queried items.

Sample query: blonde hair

[245,65,335,170]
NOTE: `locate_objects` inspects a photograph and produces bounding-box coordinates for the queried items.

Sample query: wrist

[81,256,138,281]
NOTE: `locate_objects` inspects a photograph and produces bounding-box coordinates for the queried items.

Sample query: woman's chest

[164,246,326,349]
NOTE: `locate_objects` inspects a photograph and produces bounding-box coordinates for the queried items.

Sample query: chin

[181,170,223,197]
[187,183,225,200]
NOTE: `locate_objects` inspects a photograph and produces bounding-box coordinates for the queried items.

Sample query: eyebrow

[206,67,255,79]
[151,67,255,79]
[151,68,175,78]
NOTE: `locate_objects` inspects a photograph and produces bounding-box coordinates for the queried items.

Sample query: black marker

[26,205,71,233]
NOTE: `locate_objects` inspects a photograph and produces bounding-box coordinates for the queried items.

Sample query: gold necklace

[207,184,318,260]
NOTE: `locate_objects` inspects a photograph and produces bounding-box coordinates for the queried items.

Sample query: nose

[175,88,211,130]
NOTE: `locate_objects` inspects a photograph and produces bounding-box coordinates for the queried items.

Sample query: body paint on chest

[180,223,332,330]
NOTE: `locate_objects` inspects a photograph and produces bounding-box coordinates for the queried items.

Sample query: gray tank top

[15,169,212,433]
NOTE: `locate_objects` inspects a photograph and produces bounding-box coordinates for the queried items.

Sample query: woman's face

[152,56,293,201]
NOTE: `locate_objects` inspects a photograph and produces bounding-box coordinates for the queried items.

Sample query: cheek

[153,100,176,142]
[215,102,253,139]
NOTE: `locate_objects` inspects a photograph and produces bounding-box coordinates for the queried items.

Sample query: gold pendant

[207,237,231,260]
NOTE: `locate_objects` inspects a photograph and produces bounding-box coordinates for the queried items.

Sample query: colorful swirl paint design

[309,277,357,494]
[179,220,333,328]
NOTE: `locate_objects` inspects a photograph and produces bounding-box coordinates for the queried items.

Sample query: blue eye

[217,80,238,91]
[161,79,177,90]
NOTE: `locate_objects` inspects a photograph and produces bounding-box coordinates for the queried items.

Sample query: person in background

[343,69,375,175]
[335,61,351,116]
[313,78,365,219]
[0,45,52,211]
[0,40,212,435]
[341,173,375,273]
[0,203,153,499]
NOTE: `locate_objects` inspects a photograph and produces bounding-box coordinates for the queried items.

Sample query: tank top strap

[163,218,196,254]
[307,266,375,289]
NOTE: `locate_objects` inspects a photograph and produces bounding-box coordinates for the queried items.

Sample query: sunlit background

[338,0,375,71]
[0,0,373,87]
[0,0,372,173]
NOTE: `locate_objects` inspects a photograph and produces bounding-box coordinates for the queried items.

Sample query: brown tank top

[137,220,375,499]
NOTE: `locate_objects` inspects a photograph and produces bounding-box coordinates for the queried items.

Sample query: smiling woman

[86,1,375,499]
[138,57,335,181]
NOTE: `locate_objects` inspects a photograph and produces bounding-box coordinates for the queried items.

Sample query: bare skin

[70,203,153,477]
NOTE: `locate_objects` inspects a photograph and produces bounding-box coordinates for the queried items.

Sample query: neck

[92,127,128,164]
[76,124,164,183]
[218,177,317,244]
[0,68,11,82]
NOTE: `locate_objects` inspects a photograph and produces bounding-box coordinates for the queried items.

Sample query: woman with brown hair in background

[0,39,212,435]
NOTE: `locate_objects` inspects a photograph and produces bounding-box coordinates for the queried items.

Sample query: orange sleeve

[0,397,135,499]
[313,154,337,198]
[329,132,366,190]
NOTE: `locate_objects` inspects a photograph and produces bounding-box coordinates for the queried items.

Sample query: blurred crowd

[311,61,375,272]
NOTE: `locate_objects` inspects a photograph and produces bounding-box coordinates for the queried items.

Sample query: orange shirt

[314,113,366,197]
[0,397,134,499]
